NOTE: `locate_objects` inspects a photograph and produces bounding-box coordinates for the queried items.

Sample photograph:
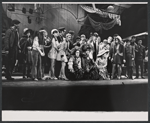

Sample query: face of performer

[138,40,142,45]
[66,35,72,41]
[115,38,119,44]
[93,36,97,41]
[75,50,80,57]
[86,49,90,56]
[81,36,85,41]
[60,30,66,37]
[131,37,136,43]
[27,32,30,37]
[53,31,59,37]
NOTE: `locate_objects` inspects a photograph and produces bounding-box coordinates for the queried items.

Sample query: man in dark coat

[124,39,135,79]
[135,40,145,79]
[4,20,20,80]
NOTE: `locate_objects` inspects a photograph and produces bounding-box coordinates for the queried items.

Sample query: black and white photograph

[1,1,148,121]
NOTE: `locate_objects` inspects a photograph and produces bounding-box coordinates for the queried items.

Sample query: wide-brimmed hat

[24,28,32,35]
[12,19,20,25]
[115,35,122,42]
[66,33,71,38]
[93,32,99,37]
[97,49,109,57]
[51,29,58,35]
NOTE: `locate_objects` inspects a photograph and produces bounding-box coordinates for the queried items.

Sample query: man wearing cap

[4,19,20,80]
[135,40,145,79]
[124,39,135,80]
[69,30,75,43]
[58,27,66,41]
[66,33,74,59]
[19,28,33,78]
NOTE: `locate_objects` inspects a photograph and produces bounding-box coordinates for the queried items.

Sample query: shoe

[117,77,121,80]
[141,76,145,79]
[61,77,68,81]
[23,76,27,79]
[32,78,38,81]
[6,77,15,81]
[53,77,58,80]
[134,77,139,79]
[131,77,134,80]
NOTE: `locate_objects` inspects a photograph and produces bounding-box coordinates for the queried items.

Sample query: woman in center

[81,44,100,80]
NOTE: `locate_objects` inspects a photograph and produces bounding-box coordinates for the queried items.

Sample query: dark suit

[4,28,19,79]
[135,44,145,78]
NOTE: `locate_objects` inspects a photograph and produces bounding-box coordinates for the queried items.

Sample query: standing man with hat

[124,39,135,80]
[19,28,33,78]
[135,40,145,79]
[4,20,20,80]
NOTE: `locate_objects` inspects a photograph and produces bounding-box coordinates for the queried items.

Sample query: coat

[4,28,19,51]
[136,44,145,60]
[124,44,135,66]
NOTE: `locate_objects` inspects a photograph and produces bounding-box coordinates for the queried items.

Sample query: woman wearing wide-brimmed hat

[96,49,110,80]
[19,28,33,79]
[111,35,125,79]
[68,47,84,80]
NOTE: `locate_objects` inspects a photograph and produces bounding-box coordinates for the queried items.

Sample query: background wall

[2,4,85,38]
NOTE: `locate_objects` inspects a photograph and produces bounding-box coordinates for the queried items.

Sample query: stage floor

[2,76,148,87]
[2,76,148,111]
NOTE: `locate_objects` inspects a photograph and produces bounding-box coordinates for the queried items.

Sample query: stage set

[2,2,148,112]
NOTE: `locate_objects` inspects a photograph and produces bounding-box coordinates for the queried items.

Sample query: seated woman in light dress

[95,49,110,80]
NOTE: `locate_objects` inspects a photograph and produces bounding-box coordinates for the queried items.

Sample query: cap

[68,30,74,35]
[58,27,66,32]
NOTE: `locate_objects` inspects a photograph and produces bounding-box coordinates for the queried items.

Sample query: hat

[97,50,109,57]
[81,34,86,38]
[76,36,81,40]
[58,27,66,32]
[68,30,74,35]
[116,35,122,42]
[24,28,31,35]
[72,47,81,55]
[12,20,20,25]
[103,39,108,43]
[66,33,71,37]
[93,32,99,37]
[51,29,58,35]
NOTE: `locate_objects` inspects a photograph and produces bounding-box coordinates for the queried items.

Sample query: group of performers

[2,19,147,81]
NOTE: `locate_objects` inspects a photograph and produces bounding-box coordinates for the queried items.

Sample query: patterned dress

[96,57,108,80]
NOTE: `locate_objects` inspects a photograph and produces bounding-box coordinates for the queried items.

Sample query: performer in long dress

[95,49,110,80]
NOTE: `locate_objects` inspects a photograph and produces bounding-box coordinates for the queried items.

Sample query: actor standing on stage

[4,20,20,80]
